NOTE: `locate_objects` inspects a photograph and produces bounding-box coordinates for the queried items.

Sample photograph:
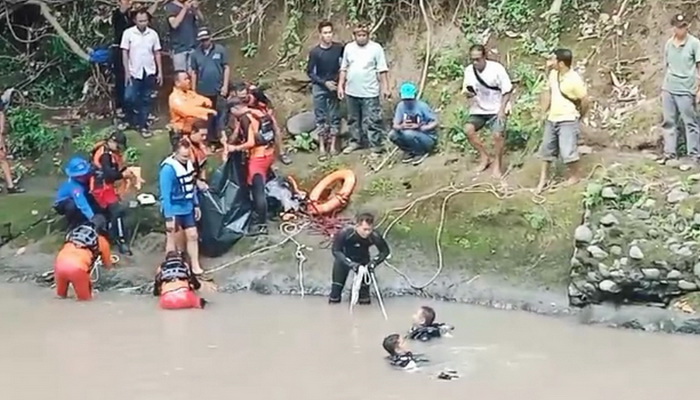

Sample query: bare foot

[192,267,205,275]
[535,180,547,195]
[563,177,580,187]
[474,157,491,173]
[491,163,503,179]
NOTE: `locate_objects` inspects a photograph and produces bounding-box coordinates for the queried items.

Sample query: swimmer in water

[153,251,207,310]
[408,306,454,341]
[383,334,420,369]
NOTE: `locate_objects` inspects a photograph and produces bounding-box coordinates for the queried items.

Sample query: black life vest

[160,256,190,282]
[245,108,275,146]
[407,323,452,341]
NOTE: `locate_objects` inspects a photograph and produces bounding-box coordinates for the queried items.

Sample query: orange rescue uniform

[54,235,112,301]
[232,106,277,185]
[168,87,215,134]
[90,142,125,208]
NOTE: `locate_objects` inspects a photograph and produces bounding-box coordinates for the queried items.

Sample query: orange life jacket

[90,142,124,189]
[182,136,208,176]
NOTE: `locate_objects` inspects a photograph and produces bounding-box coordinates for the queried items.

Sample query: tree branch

[22,0,90,61]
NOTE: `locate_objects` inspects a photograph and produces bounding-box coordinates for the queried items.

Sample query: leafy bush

[6,108,62,158]
[291,132,317,152]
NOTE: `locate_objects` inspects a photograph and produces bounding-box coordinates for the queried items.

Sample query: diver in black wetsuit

[383,333,423,369]
[407,306,454,342]
[329,212,390,304]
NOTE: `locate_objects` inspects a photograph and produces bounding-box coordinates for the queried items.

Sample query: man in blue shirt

[389,82,438,165]
[54,156,106,231]
[159,139,203,275]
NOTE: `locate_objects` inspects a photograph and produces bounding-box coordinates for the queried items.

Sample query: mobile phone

[466,85,476,94]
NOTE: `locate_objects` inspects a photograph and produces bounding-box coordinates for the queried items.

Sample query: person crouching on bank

[159,139,204,275]
[153,250,206,310]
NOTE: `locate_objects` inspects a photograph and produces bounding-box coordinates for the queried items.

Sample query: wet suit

[329,226,390,303]
[387,352,428,369]
[408,323,454,342]
[153,253,206,310]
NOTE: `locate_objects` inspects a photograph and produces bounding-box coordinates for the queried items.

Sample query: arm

[194,92,213,108]
[97,235,113,268]
[120,33,130,81]
[420,104,438,131]
[169,95,214,121]
[0,109,5,137]
[370,231,391,265]
[376,45,390,94]
[153,268,162,296]
[71,188,95,220]
[99,153,124,183]
[154,33,163,81]
[497,64,514,116]
[159,165,175,218]
[306,49,325,86]
[190,55,199,89]
[189,273,202,290]
[168,5,189,29]
[571,76,589,118]
[540,73,552,115]
[222,49,231,94]
[338,46,349,92]
[231,118,257,151]
[392,103,404,131]
[331,228,359,269]
[147,0,160,17]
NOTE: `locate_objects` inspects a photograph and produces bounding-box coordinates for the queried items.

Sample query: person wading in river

[461,44,513,178]
[660,14,700,164]
[329,212,390,304]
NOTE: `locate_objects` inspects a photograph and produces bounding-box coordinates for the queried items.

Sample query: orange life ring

[307,169,356,215]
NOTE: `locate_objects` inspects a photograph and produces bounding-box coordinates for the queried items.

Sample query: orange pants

[55,261,92,301]
[159,287,203,310]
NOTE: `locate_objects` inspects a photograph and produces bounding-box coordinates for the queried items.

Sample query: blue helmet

[64,156,92,178]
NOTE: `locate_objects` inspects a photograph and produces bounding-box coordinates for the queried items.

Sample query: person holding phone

[389,82,438,166]
[461,44,513,178]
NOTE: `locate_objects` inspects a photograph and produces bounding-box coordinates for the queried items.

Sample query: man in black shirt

[307,21,344,160]
[330,212,390,304]
[112,0,159,118]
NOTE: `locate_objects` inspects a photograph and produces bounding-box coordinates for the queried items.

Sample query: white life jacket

[161,156,195,201]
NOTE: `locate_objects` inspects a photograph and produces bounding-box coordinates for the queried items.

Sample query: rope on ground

[295,242,307,297]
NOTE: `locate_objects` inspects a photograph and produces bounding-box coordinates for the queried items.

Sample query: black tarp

[198,152,251,257]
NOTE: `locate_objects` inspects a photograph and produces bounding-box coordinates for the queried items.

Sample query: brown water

[1,284,698,400]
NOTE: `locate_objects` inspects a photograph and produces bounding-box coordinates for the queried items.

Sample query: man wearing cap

[338,24,390,157]
[661,14,700,163]
[190,27,230,147]
[165,0,203,71]
[54,156,106,231]
[90,131,135,255]
[389,82,438,166]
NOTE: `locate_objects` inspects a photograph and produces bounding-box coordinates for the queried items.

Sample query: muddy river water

[1,283,698,400]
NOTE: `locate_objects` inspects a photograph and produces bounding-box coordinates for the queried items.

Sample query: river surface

[1,283,698,400]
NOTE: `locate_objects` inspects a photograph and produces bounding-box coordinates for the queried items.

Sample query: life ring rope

[306,169,356,216]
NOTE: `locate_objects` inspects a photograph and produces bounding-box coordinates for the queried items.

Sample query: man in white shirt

[338,24,390,157]
[120,8,163,138]
[462,44,513,178]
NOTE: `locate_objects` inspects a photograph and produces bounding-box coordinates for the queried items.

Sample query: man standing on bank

[307,20,344,160]
[165,0,202,71]
[536,48,590,193]
[190,27,230,147]
[660,14,700,163]
[329,212,390,305]
[462,44,513,178]
[338,24,390,158]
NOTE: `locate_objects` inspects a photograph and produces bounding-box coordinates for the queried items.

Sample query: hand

[545,55,556,69]
[337,86,345,100]
[419,124,431,132]
[497,109,506,121]
[125,75,132,86]
[190,0,200,9]
[367,262,376,272]
[156,73,163,86]
[220,87,228,97]
[194,207,201,221]
[402,122,418,130]
[208,109,217,116]
[184,0,193,8]
[381,87,391,101]
[324,81,337,91]
[196,179,208,191]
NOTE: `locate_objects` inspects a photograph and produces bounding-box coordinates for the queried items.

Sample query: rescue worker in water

[90,130,134,255]
[153,251,206,309]
[329,212,390,304]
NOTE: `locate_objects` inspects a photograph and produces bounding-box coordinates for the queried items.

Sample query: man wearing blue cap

[54,156,106,231]
[389,82,438,165]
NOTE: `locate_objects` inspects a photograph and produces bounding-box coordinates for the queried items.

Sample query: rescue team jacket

[168,87,215,132]
[159,155,198,218]
[331,226,391,269]
[91,143,125,188]
[54,179,97,220]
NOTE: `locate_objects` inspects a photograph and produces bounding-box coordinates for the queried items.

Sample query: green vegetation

[6,108,62,158]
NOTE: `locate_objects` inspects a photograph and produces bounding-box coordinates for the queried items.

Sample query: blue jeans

[124,74,156,130]
[389,129,436,155]
[346,95,384,150]
[312,84,340,136]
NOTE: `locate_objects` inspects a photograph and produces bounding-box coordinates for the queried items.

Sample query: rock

[570,257,581,268]
[622,184,642,196]
[667,270,682,280]
[619,257,629,267]
[669,243,681,253]
[675,247,693,257]
[601,187,618,200]
[667,188,689,204]
[629,246,644,260]
[680,164,693,172]
[609,245,622,256]
[693,214,700,227]
[587,271,602,282]
[579,145,593,155]
[286,111,317,135]
[587,245,609,260]
[666,159,681,168]
[641,268,661,280]
[599,280,621,293]
[629,209,651,220]
[642,199,657,209]
[574,225,593,243]
[689,173,700,182]
[679,280,698,291]
[694,263,700,278]
[609,269,625,279]
[648,229,659,238]
[600,213,619,226]
[598,263,611,278]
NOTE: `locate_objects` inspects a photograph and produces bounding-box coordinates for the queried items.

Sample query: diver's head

[413,306,436,326]
[382,333,406,356]
[354,212,375,239]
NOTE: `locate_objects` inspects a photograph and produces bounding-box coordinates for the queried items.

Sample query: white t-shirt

[120,26,162,79]
[462,60,513,115]
[340,40,389,98]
